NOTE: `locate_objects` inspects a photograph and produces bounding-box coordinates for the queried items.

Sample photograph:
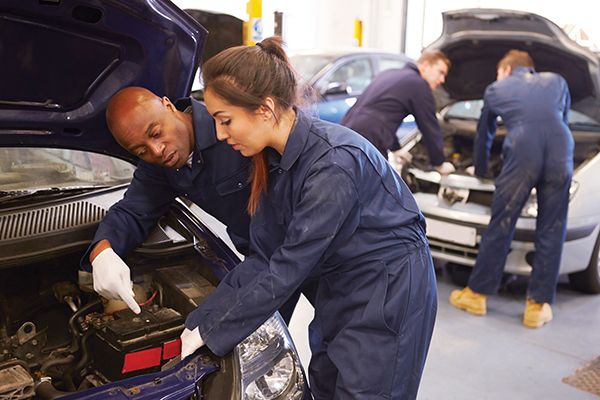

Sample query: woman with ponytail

[181,36,437,399]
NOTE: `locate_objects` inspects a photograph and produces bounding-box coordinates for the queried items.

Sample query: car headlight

[520,180,579,218]
[236,314,305,400]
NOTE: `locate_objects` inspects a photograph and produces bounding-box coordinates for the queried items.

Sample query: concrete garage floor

[288,268,600,399]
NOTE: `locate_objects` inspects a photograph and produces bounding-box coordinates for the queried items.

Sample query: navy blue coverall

[341,63,445,165]
[469,67,573,304]
[186,110,438,399]
[81,98,252,270]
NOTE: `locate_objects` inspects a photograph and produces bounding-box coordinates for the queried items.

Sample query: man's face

[112,97,193,169]
[420,59,448,90]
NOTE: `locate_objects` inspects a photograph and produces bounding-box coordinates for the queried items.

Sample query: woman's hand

[180,327,205,359]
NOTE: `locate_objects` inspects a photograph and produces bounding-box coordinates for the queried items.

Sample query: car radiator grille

[428,239,479,260]
[0,201,106,241]
[414,177,494,207]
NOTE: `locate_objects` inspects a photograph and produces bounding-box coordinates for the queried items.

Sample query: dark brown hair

[202,36,297,215]
[497,49,534,70]
[417,50,451,69]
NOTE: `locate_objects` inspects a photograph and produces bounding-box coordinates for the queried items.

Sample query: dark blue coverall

[81,98,252,270]
[469,67,573,304]
[341,63,445,165]
[186,110,438,399]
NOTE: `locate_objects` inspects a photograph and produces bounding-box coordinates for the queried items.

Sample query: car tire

[568,233,600,294]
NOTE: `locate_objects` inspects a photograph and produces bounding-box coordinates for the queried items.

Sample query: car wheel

[568,233,600,294]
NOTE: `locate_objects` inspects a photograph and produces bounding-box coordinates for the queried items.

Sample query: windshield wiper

[0,186,110,205]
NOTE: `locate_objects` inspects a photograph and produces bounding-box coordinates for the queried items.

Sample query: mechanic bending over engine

[341,49,455,175]
[179,36,438,399]
[450,50,573,328]
[82,87,253,314]
[85,87,308,323]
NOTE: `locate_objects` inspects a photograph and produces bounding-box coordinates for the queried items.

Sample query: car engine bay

[406,117,600,181]
[0,239,230,399]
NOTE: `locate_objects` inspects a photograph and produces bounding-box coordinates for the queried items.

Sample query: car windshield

[445,100,600,129]
[0,147,135,191]
[290,54,337,81]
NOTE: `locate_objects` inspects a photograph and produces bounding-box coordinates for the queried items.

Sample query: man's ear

[162,96,175,111]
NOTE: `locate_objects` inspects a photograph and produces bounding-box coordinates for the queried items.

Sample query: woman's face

[204,88,273,157]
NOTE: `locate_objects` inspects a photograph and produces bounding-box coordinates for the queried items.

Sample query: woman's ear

[258,97,277,120]
[263,96,276,112]
[257,105,270,120]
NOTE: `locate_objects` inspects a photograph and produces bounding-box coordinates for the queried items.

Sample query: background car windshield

[327,58,374,93]
[0,148,135,191]
[379,56,408,71]
[446,100,600,129]
[290,54,337,81]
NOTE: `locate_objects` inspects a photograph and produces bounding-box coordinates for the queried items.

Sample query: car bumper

[414,193,598,275]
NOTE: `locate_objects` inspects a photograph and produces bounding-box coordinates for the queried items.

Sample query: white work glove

[180,327,205,359]
[92,248,141,314]
[465,165,475,176]
[435,161,455,176]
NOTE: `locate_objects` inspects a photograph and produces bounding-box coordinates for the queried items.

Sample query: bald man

[83,87,252,312]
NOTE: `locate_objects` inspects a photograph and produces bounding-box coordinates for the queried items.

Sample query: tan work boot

[449,287,487,315]
[523,299,553,328]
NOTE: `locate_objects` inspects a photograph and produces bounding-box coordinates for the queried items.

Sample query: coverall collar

[408,62,431,86]
[512,66,536,76]
[174,97,218,167]
[277,109,310,171]
[174,97,218,151]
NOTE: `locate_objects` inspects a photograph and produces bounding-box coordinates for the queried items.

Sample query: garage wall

[172,0,247,20]
[272,0,408,52]
[173,0,599,60]
[172,0,406,52]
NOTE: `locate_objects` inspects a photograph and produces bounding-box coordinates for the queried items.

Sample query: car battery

[154,265,215,315]
[90,306,184,381]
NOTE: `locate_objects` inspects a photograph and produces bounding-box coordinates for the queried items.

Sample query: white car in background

[402,9,600,294]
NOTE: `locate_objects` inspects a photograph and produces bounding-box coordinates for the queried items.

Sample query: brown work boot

[523,299,553,328]
[449,287,487,316]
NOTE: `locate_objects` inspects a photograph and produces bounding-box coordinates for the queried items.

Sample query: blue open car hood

[0,0,207,163]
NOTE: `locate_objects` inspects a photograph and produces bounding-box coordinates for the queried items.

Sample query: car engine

[0,254,219,399]
[409,130,505,178]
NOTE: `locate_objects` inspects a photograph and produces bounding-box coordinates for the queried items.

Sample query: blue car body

[290,50,417,138]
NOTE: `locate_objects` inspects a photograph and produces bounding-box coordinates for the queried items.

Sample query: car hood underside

[427,9,600,119]
[0,0,207,162]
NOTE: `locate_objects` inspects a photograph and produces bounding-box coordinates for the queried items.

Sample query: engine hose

[67,299,102,354]
[72,330,94,380]
[40,355,76,375]
[63,330,94,392]
[35,379,73,400]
